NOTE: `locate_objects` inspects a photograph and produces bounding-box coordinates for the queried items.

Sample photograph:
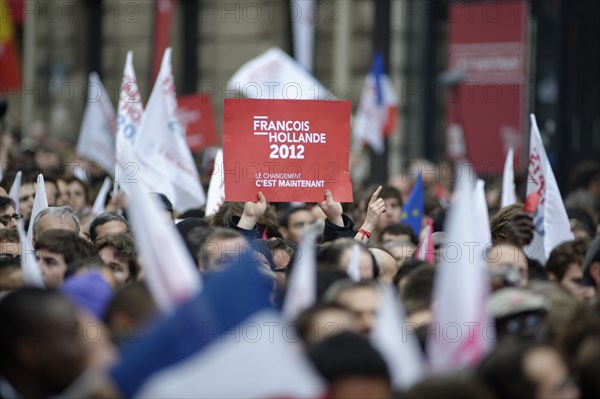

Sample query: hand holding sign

[238,192,267,230]
[318,190,344,227]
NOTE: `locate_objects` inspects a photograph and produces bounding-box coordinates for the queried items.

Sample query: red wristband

[358,228,371,240]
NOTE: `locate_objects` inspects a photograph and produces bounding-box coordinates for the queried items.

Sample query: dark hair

[151,193,173,215]
[380,223,418,245]
[307,331,390,383]
[317,238,378,279]
[295,303,353,343]
[403,376,494,399]
[477,344,541,399]
[89,212,129,242]
[490,204,523,244]
[393,258,428,286]
[0,288,77,367]
[35,229,97,267]
[0,228,19,244]
[198,228,245,269]
[0,196,16,213]
[401,265,435,315]
[96,233,139,283]
[176,219,213,263]
[104,283,156,344]
[372,185,403,209]
[278,206,310,228]
[546,240,584,281]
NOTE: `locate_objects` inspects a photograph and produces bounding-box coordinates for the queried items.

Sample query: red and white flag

[525,114,574,263]
[353,52,397,154]
[135,48,206,213]
[204,149,224,217]
[427,163,495,373]
[76,72,116,173]
[501,148,517,207]
[416,218,435,264]
[124,164,202,314]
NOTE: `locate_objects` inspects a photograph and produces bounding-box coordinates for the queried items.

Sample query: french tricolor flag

[353,52,398,154]
[110,260,326,398]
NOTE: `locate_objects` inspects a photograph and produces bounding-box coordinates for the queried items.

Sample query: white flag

[205,149,225,217]
[91,176,112,217]
[26,174,48,246]
[427,163,495,373]
[227,47,333,100]
[76,72,116,173]
[124,164,202,314]
[371,286,426,390]
[291,0,315,72]
[501,148,516,207]
[474,179,492,248]
[17,220,44,288]
[346,243,361,282]
[282,224,319,321]
[8,171,22,213]
[115,51,150,200]
[525,115,574,263]
[135,48,206,213]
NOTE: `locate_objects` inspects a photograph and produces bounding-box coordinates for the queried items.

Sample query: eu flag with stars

[400,173,424,237]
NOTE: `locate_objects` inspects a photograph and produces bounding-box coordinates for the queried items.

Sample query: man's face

[19,183,36,222]
[560,262,596,301]
[37,249,68,288]
[380,232,412,245]
[202,237,248,272]
[94,220,128,242]
[0,205,19,229]
[336,286,379,336]
[99,246,130,287]
[487,244,528,288]
[377,197,402,232]
[284,210,314,244]
[36,215,78,241]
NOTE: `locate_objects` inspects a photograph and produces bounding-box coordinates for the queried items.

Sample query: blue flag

[400,173,424,237]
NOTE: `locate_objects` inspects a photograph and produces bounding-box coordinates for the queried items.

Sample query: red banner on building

[151,0,175,83]
[223,99,353,202]
[177,94,217,153]
[446,0,527,175]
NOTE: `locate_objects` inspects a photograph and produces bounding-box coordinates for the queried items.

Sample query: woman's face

[68,181,87,213]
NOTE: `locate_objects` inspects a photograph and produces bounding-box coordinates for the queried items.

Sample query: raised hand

[355,186,386,242]
[318,189,344,227]
[238,191,267,230]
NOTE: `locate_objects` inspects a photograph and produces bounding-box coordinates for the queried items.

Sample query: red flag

[151,0,175,83]
[0,0,21,94]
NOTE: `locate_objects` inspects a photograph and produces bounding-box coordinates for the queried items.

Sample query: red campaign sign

[177,94,218,153]
[223,99,353,203]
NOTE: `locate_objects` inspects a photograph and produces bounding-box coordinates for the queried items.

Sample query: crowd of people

[0,126,599,399]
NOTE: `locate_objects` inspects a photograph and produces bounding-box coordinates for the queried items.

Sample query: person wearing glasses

[0,196,21,230]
